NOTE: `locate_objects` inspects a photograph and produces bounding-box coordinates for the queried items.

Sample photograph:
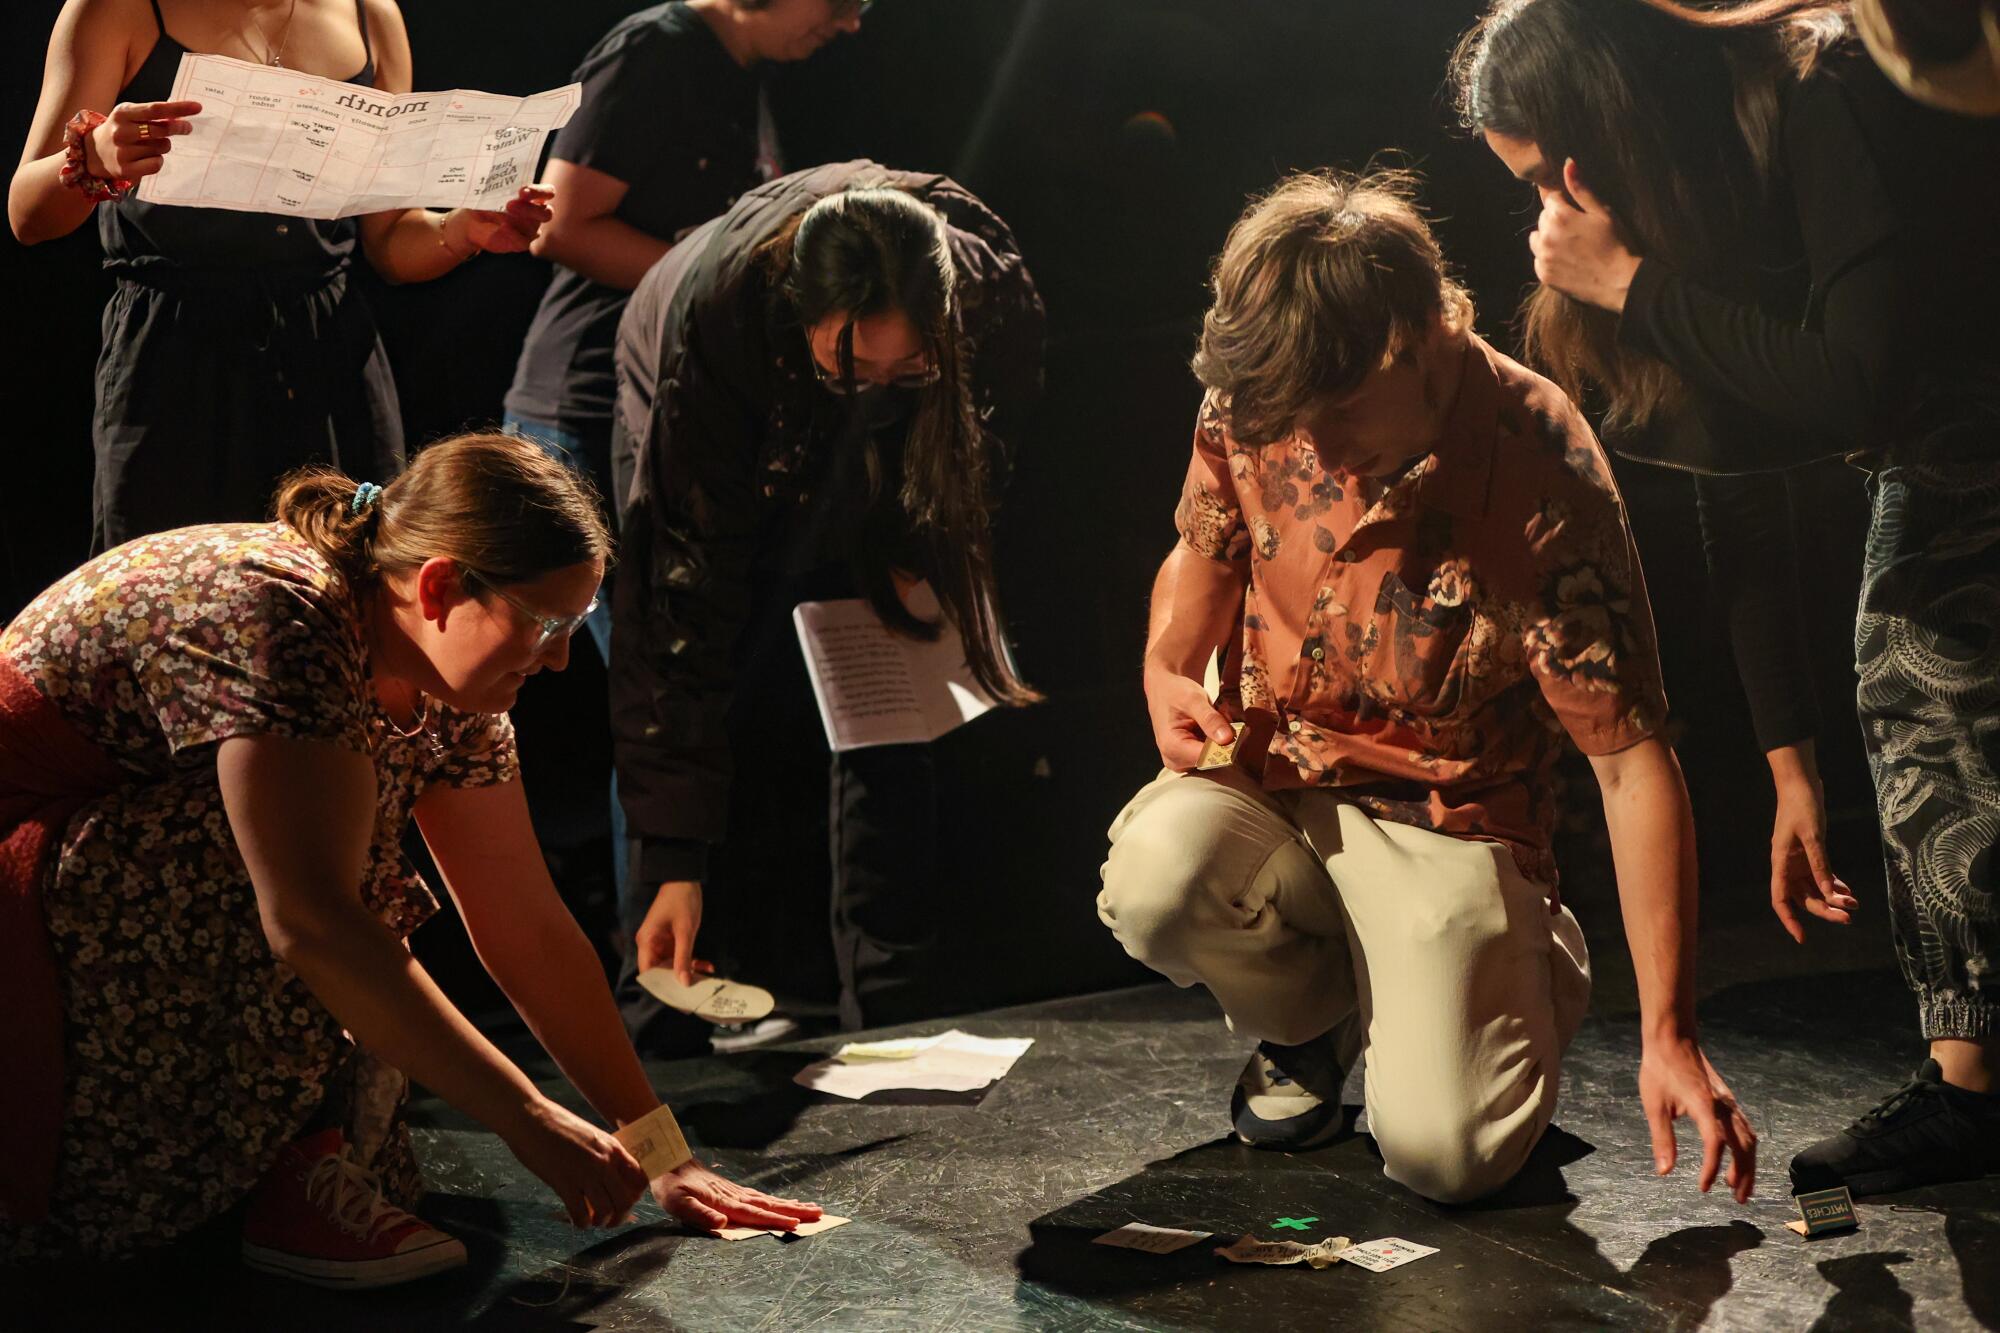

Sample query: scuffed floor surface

[14,964,2000,1331]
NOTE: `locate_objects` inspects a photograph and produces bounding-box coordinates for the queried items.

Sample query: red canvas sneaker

[240,1128,466,1288]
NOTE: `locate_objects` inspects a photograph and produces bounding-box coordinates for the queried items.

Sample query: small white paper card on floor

[1093,1223,1214,1254]
[1215,1234,1353,1269]
[716,1214,852,1241]
[1336,1237,1439,1272]
[793,583,997,752]
[793,1029,1034,1099]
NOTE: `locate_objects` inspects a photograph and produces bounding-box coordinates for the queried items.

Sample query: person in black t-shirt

[1455,0,2000,1200]
[506,0,863,570]
[500,0,861,938]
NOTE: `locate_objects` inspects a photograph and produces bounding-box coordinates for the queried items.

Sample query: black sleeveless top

[99,0,375,280]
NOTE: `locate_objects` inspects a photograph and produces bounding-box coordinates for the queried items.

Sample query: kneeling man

[1100,171,1757,1205]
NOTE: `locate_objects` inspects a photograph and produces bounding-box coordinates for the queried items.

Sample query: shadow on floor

[1008,1123,1781,1329]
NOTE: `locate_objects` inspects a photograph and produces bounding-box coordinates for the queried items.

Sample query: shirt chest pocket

[1363,570,1476,715]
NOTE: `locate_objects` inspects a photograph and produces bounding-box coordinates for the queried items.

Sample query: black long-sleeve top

[1614,47,2000,750]
[609,162,1045,887]
[1619,47,2000,464]
[1693,471,1821,751]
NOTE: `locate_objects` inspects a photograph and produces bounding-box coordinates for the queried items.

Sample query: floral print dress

[0,524,517,1261]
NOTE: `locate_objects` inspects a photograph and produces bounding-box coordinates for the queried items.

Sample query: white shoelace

[304,1147,407,1243]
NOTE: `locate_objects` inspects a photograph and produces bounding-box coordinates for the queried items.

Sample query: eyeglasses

[464,570,598,653]
[811,320,942,395]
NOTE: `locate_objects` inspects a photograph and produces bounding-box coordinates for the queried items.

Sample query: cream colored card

[1093,1223,1213,1254]
[636,969,777,1025]
[614,1104,693,1179]
[1194,721,1246,771]
[716,1214,852,1241]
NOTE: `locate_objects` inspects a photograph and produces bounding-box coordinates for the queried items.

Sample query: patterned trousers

[1856,423,2000,1040]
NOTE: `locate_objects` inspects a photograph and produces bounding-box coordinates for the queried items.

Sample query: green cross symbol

[1272,1216,1317,1231]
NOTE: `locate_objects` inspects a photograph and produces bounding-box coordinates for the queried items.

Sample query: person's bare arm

[416,776,659,1126]
[9,0,199,244]
[1143,542,1245,770]
[529,157,673,290]
[415,772,819,1231]
[1590,736,1758,1202]
[217,733,645,1226]
[1766,738,1859,942]
[352,0,550,282]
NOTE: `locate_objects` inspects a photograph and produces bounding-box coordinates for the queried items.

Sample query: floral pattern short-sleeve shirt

[1176,334,1668,888]
[0,522,518,933]
[0,523,517,1260]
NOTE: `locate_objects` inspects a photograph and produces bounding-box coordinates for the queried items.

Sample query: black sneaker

[1230,1034,1348,1150]
[1789,1059,2000,1197]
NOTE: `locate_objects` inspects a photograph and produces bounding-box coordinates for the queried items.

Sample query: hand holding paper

[793,584,997,752]
[636,968,775,1025]
[139,53,581,219]
[453,184,555,255]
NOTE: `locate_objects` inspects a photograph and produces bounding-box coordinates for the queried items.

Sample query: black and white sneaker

[1230,1035,1349,1150]
[1789,1059,2000,1197]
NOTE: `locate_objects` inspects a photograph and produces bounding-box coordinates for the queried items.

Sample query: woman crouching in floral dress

[0,433,818,1284]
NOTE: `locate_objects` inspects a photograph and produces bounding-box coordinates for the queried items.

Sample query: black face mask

[847,383,919,435]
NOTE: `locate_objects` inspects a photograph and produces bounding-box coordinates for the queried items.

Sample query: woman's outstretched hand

[653,1159,824,1232]
[503,1094,650,1228]
[1770,760,1859,943]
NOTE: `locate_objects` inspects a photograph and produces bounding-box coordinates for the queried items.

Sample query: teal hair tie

[350,482,384,515]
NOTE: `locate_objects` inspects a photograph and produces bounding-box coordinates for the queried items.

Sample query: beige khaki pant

[1098,768,1591,1203]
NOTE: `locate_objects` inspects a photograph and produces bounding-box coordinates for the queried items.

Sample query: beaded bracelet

[60,110,134,202]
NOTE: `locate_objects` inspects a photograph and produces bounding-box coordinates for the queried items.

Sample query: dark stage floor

[19,913,2000,1333]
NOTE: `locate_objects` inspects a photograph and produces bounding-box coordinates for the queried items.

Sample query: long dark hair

[771,187,1038,707]
[1451,0,1850,430]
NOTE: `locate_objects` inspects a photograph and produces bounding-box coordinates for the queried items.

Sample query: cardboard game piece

[1785,1186,1859,1238]
[1092,1223,1214,1254]
[613,1104,693,1179]
[636,968,776,1025]
[794,1030,1034,1099]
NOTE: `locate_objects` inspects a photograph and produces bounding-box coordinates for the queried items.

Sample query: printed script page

[792,593,999,752]
[139,53,581,219]
[793,600,930,751]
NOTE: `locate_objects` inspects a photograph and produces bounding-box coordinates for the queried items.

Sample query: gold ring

[138,123,152,140]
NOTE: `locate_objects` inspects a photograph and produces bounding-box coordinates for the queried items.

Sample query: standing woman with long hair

[611,162,1044,1043]
[1455,0,2000,1195]
[0,433,817,1281]
[9,0,553,551]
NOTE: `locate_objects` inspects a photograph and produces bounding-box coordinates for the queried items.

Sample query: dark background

[1,0,1877,1016]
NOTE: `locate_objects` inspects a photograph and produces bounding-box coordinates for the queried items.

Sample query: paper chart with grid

[138,53,581,219]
